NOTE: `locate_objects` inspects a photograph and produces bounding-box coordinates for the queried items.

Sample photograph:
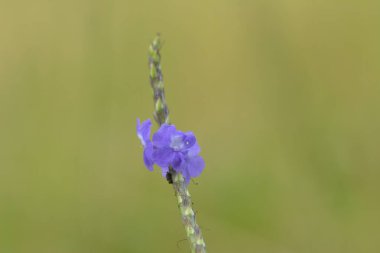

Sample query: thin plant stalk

[148,34,207,253]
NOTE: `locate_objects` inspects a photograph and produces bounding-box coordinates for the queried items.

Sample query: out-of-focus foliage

[1,1,379,252]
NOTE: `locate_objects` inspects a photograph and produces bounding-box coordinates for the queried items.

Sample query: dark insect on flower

[166,171,173,184]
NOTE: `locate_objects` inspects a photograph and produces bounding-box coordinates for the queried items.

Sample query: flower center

[170,135,185,151]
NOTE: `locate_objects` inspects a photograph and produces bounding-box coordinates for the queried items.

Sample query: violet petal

[152,124,177,148]
[187,155,205,178]
[137,118,152,147]
[152,147,175,167]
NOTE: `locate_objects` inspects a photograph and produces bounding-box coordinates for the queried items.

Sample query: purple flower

[136,119,205,184]
[136,119,154,171]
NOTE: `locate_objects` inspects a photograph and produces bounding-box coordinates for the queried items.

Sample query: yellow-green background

[1,1,379,252]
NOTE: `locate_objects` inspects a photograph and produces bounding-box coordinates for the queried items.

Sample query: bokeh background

[1,0,379,252]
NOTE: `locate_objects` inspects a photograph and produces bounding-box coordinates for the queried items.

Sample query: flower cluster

[137,119,205,184]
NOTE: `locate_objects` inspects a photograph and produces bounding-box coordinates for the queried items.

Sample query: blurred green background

[1,0,379,252]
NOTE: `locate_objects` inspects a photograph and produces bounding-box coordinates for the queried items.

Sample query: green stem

[172,172,207,253]
[148,34,169,126]
[148,34,207,253]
